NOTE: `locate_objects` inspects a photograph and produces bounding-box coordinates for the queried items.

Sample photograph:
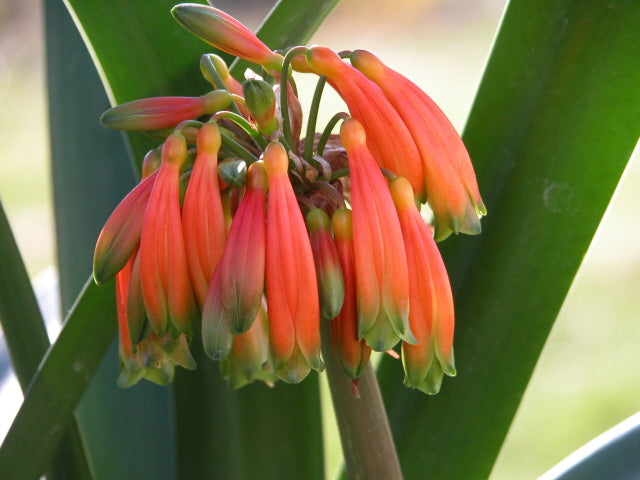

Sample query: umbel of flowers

[92,3,485,394]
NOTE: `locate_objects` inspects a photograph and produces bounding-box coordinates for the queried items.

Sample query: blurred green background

[0,0,638,478]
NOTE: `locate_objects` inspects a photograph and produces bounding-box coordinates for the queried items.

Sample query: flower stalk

[321,322,403,480]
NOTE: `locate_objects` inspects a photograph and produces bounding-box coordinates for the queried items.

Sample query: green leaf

[173,2,339,479]
[61,1,340,479]
[0,201,96,480]
[0,280,116,480]
[378,2,640,479]
[45,2,176,479]
[174,343,324,480]
[539,412,640,480]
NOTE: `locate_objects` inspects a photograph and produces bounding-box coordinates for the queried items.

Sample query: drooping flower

[115,248,196,389]
[100,90,232,132]
[93,169,158,285]
[350,49,485,240]
[330,208,372,379]
[182,122,227,307]
[93,3,483,395]
[201,162,267,360]
[139,132,197,338]
[306,208,344,320]
[340,118,414,351]
[264,141,324,382]
[305,45,425,199]
[389,176,456,394]
[171,3,283,71]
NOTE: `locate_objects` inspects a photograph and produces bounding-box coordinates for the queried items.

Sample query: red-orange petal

[340,119,413,352]
[182,122,226,306]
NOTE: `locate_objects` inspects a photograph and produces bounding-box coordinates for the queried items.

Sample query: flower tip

[349,49,386,81]
[339,118,366,151]
[305,45,342,77]
[171,3,281,69]
[263,141,288,176]
[437,349,457,377]
[275,358,312,384]
[404,361,444,395]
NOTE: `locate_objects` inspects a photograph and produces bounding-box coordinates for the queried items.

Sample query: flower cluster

[93,3,485,394]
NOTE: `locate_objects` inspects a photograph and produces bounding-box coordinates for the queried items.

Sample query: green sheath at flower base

[100,90,232,132]
[243,79,279,136]
[171,3,283,71]
[306,208,345,320]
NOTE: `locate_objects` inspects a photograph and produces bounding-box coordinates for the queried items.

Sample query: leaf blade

[0,280,116,480]
[378,2,640,479]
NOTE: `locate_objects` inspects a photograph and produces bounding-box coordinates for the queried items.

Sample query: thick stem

[321,322,403,480]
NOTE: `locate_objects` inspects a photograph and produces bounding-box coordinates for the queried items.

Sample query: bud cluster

[93,3,485,393]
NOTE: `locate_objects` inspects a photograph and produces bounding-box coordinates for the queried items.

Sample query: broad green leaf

[378,2,640,479]
[539,412,640,480]
[0,201,95,480]
[44,2,176,479]
[174,343,324,480]
[173,2,338,479]
[60,1,339,479]
[0,280,116,480]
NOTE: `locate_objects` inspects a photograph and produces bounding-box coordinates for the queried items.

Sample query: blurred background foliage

[0,0,638,478]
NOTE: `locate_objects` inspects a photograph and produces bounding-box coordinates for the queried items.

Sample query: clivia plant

[0,1,638,480]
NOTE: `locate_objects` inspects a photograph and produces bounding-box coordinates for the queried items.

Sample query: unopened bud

[306,208,344,320]
[243,79,278,135]
[218,158,247,187]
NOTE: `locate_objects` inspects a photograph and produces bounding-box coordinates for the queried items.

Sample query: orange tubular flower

[139,132,197,338]
[93,169,158,286]
[182,122,227,307]
[330,208,372,379]
[306,208,344,320]
[390,177,456,394]
[100,90,232,132]
[115,253,143,385]
[202,162,267,360]
[171,4,283,71]
[115,249,196,388]
[340,118,414,352]
[264,142,323,382]
[305,46,425,199]
[350,49,486,241]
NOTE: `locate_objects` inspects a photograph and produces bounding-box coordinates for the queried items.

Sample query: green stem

[220,130,260,164]
[280,46,308,148]
[317,112,350,155]
[330,168,350,182]
[320,322,403,480]
[212,111,269,150]
[304,76,327,162]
